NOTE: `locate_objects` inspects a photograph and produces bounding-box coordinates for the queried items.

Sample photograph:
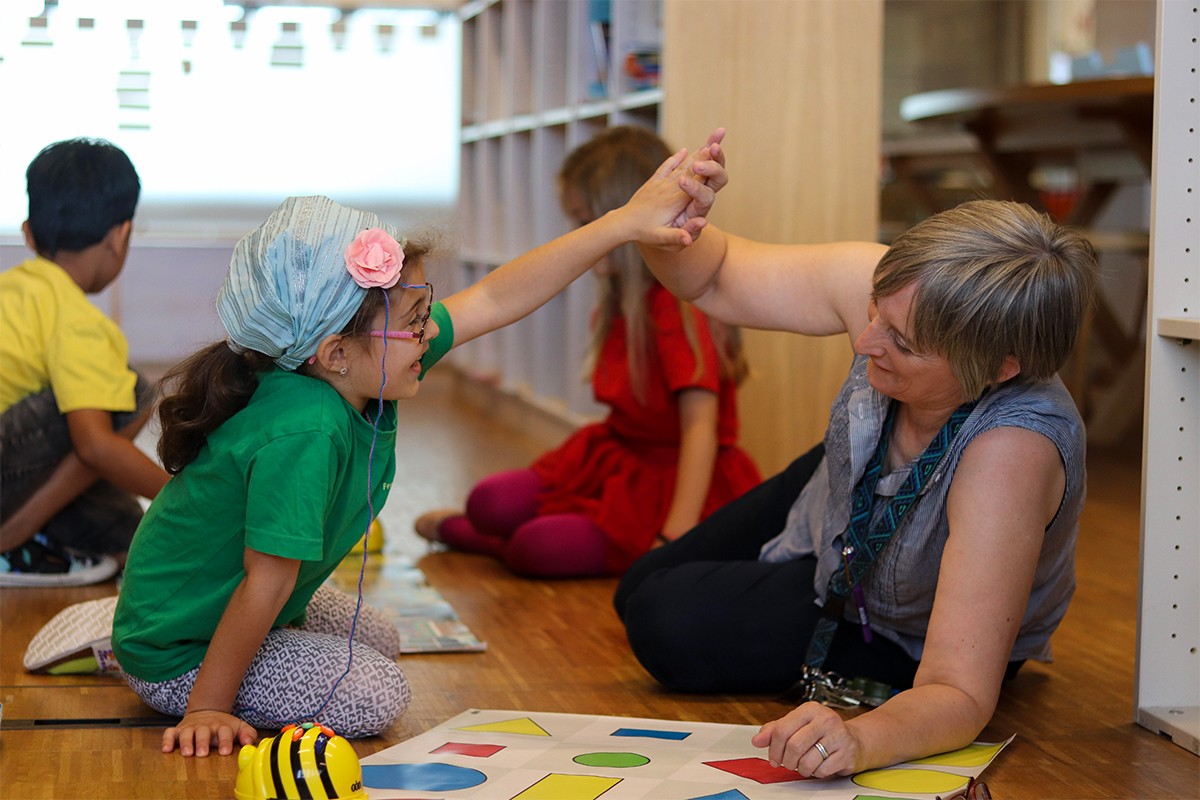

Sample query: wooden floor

[1,370,1196,799]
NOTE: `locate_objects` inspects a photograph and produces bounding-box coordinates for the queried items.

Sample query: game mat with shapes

[326,556,486,653]
[360,708,1012,799]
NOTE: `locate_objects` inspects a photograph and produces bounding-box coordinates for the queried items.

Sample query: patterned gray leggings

[124,585,410,737]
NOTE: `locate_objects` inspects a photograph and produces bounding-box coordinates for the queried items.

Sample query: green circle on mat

[853,768,967,794]
[573,752,650,768]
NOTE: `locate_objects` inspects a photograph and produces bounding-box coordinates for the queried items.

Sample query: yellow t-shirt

[0,256,136,415]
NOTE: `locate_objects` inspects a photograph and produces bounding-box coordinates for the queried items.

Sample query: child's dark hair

[157,246,428,473]
[25,138,141,258]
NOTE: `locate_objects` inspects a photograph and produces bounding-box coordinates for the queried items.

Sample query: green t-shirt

[112,369,396,681]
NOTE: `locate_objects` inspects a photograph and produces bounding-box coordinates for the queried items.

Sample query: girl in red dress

[416,127,760,577]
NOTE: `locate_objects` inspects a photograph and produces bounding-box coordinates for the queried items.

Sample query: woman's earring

[339,367,348,377]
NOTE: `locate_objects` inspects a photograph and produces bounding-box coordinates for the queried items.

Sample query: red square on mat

[430,742,506,758]
[702,757,809,784]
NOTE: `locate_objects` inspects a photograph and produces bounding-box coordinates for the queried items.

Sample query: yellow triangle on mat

[455,717,551,737]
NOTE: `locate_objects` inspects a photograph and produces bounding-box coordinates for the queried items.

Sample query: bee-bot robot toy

[235,722,367,800]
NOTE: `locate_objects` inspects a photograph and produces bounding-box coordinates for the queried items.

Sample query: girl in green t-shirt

[113,136,723,759]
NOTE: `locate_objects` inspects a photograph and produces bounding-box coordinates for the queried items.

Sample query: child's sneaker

[24,595,123,675]
[0,534,119,587]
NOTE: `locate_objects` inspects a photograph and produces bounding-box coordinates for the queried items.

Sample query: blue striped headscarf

[217,195,406,371]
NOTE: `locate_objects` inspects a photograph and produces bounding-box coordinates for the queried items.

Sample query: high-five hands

[673,127,727,233]
[623,127,729,251]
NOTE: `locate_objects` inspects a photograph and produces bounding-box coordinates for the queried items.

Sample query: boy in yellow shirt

[0,138,169,586]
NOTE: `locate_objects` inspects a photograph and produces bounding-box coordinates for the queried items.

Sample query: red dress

[531,285,761,572]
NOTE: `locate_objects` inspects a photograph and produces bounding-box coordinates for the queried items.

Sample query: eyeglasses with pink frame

[370,282,434,344]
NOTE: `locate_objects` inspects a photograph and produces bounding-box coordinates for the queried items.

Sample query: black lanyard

[804,399,976,669]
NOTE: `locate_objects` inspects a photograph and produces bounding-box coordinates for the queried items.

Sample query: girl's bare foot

[414,509,460,543]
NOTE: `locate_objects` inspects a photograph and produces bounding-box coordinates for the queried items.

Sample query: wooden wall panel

[661,0,883,475]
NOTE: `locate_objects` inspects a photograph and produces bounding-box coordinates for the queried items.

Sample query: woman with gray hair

[614,146,1098,779]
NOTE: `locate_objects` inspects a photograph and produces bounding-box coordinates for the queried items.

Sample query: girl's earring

[339,367,348,377]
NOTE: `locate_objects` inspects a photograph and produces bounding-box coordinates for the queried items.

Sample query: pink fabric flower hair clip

[344,228,405,288]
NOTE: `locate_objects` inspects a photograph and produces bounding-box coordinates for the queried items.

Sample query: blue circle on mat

[362,762,487,791]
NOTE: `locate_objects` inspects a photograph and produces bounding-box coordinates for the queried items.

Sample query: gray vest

[761,355,1085,663]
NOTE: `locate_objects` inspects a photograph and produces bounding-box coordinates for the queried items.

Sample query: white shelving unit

[1135,0,1199,756]
[454,0,662,421]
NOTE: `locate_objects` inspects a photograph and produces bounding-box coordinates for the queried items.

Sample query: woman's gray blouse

[761,355,1086,663]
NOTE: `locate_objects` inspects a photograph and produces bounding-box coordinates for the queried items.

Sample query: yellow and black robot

[234,722,367,800]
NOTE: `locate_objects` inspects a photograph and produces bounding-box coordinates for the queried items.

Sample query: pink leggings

[440,469,611,578]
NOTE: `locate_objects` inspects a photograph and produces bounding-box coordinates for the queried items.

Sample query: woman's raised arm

[634,136,886,340]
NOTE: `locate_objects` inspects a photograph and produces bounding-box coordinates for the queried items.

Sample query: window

[0,0,460,236]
